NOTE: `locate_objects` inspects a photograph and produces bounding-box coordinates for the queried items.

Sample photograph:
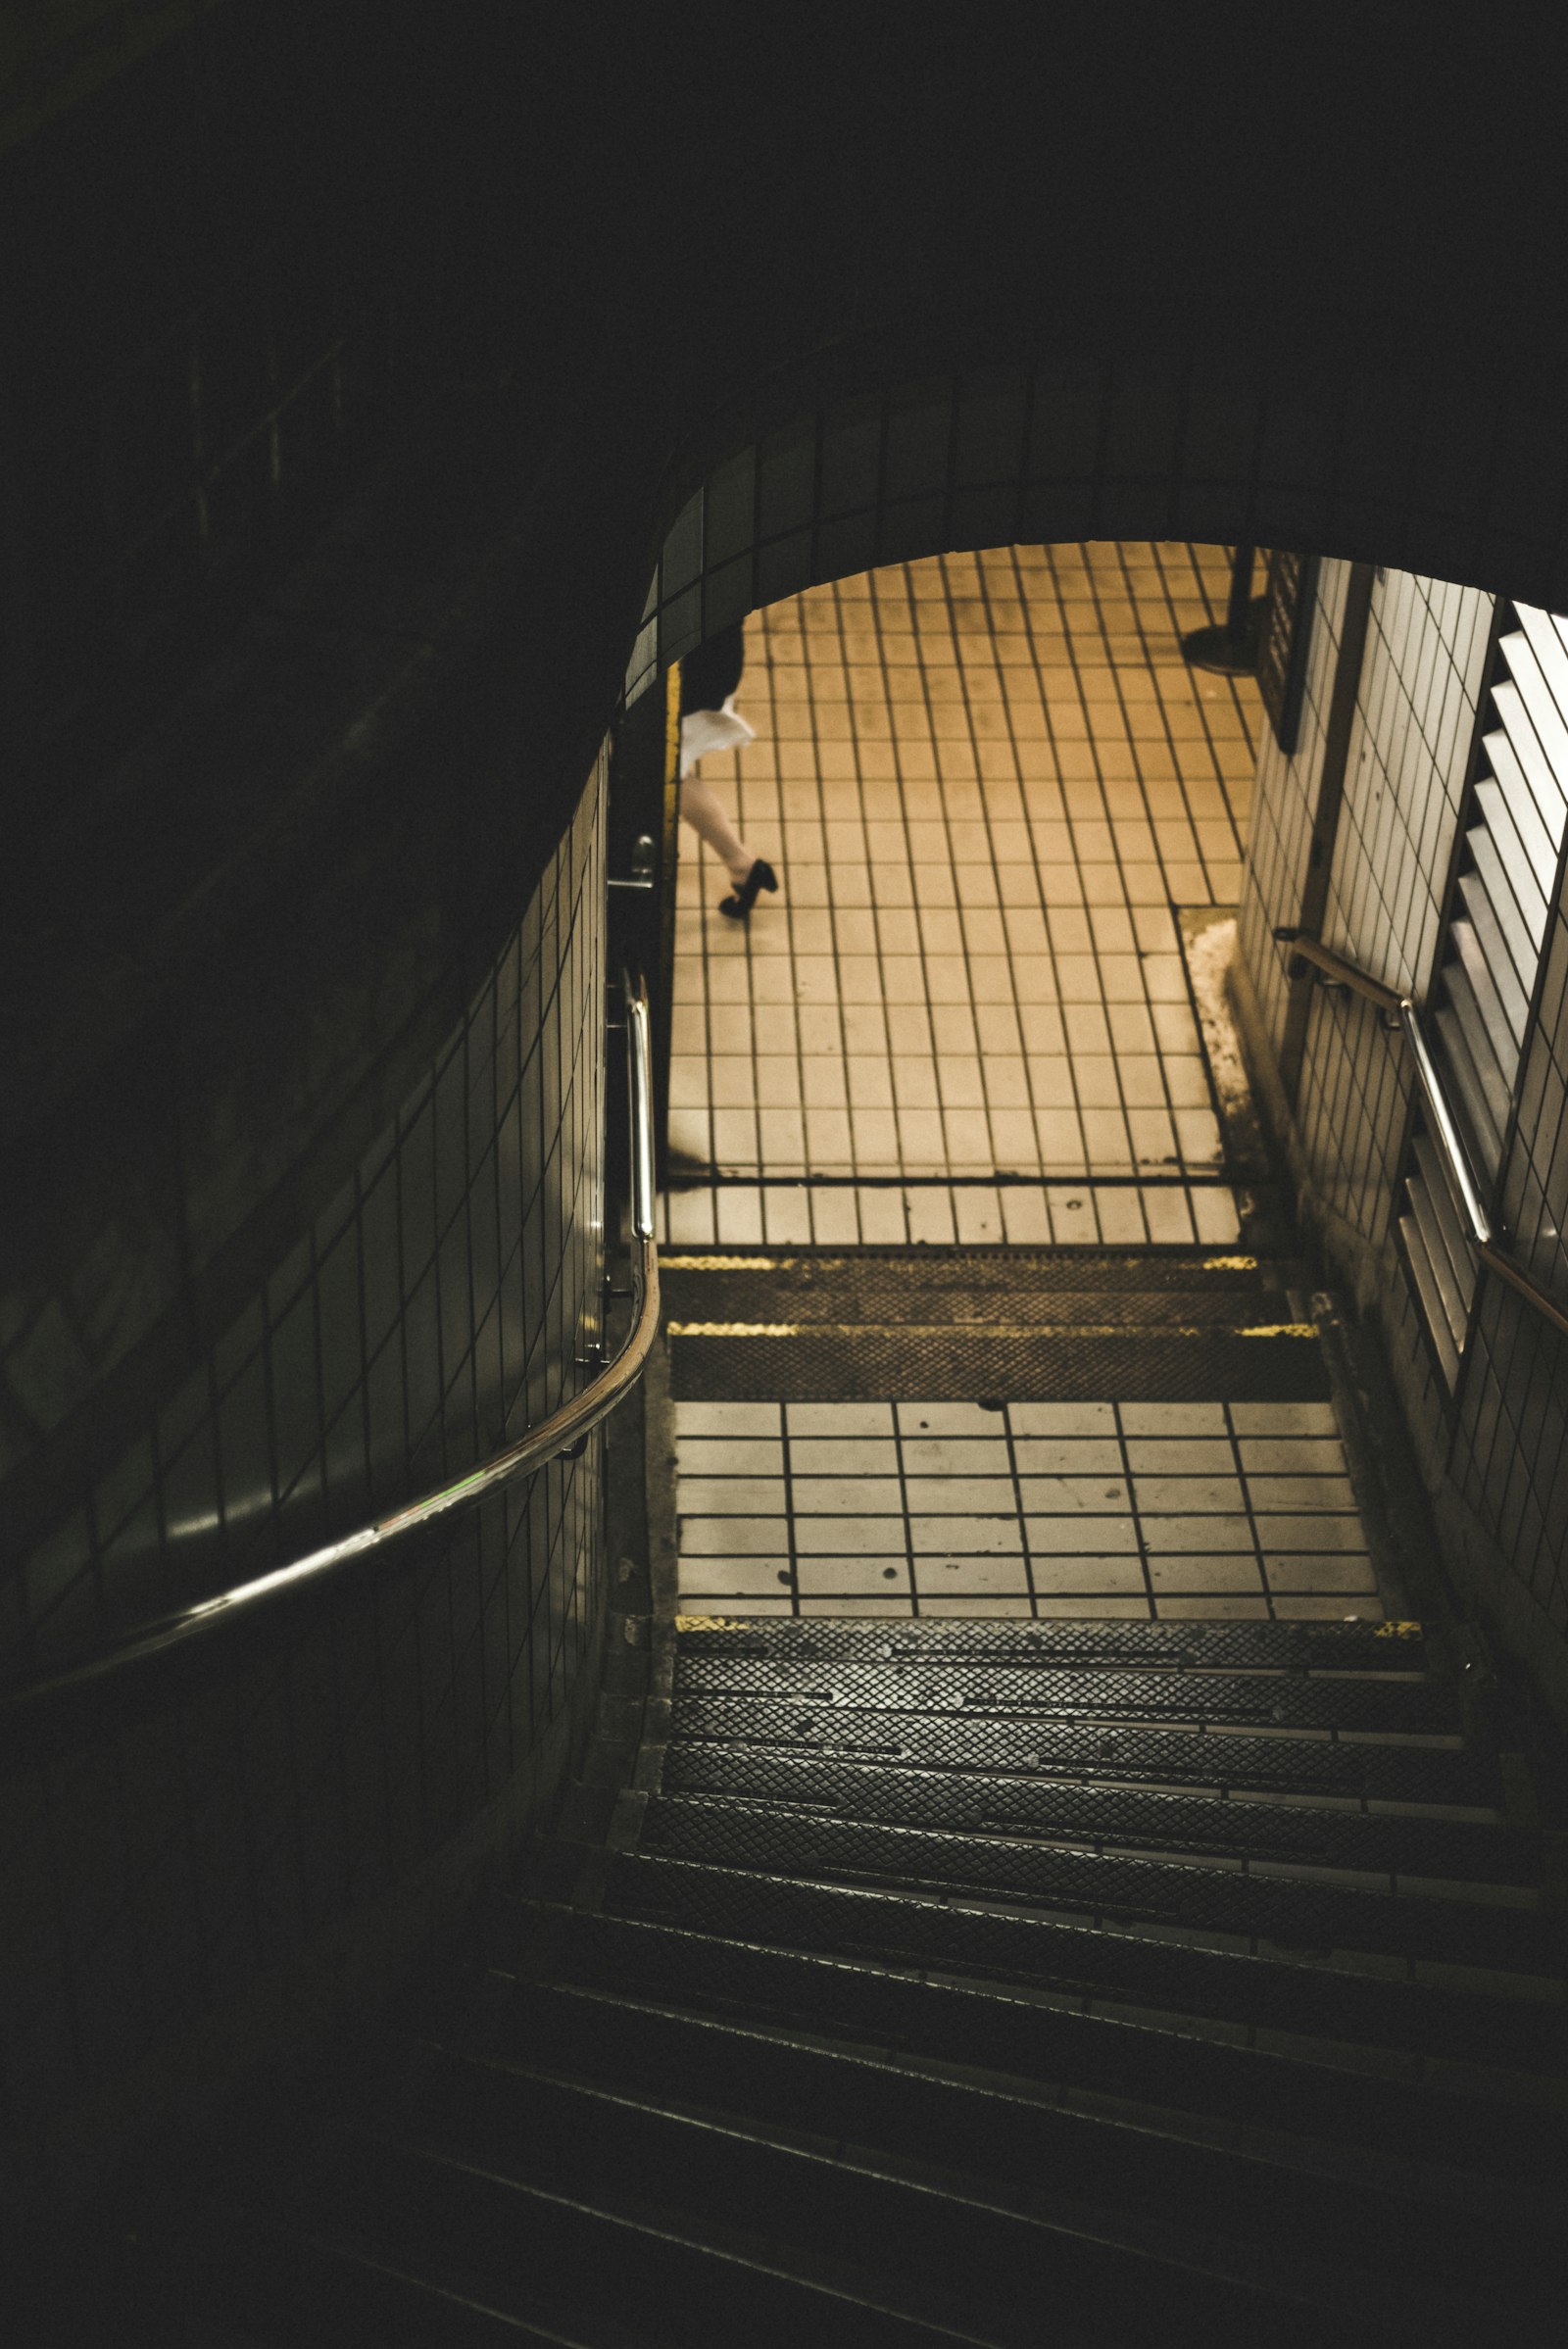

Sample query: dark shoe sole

[718,859,779,920]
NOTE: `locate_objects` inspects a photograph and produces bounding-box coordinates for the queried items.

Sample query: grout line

[1003,1398,1040,1620]
[1112,1400,1156,1623]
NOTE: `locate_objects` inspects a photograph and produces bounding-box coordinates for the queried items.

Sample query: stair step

[662,1249,1274,1302]
[666,1695,1502,1808]
[267,2115,1068,2348]
[421,1972,1560,2297]
[361,2043,1462,2347]
[672,1618,1428,1673]
[220,2220,622,2346]
[634,1792,1554,1973]
[479,1900,1568,2184]
[577,1849,1568,2073]
[668,1326,1336,1400]
[211,2132,981,2349]
[671,1656,1457,1736]
[658,1742,1535,1882]
[22,2198,629,2348]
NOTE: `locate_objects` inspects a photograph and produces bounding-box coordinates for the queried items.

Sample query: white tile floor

[673,1398,1385,1621]
[668,542,1260,1189]
[657,543,1362,1625]
[656,1178,1243,1250]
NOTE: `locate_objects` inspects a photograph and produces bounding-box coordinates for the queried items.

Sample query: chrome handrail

[1276,926,1568,1344]
[4,971,662,1711]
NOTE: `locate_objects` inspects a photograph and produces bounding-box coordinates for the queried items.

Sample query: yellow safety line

[664,1252,1262,1275]
[667,1321,1320,1340]
[662,1256,783,1271]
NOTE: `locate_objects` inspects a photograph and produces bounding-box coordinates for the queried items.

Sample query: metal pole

[1181,543,1264,676]
[1223,544,1256,648]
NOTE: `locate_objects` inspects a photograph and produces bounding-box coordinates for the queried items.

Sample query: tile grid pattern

[3,765,611,2132]
[1456,834,1568,1639]
[21,773,608,1655]
[1298,571,1494,1252]
[674,1399,1379,1621]
[1237,557,1351,1055]
[667,542,1257,1194]
[657,1179,1243,1252]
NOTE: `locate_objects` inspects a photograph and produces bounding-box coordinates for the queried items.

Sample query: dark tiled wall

[625,355,1568,715]
[1454,882,1568,1641]
[1238,557,1353,1053]
[1240,565,1568,1691]
[1297,574,1491,1247]
[1,2,453,831]
[0,759,607,2144]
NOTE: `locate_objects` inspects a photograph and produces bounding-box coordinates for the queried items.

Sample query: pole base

[1180,596,1268,676]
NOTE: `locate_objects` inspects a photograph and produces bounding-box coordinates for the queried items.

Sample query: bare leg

[679,774,755,887]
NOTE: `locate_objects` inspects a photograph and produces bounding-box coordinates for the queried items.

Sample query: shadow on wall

[0,768,608,2224]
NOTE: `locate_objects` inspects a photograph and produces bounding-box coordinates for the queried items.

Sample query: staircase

[72,1609,1566,2344]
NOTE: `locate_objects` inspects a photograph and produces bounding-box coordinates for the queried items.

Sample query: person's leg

[679,774,755,887]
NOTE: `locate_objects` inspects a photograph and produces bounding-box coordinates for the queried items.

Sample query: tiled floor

[656,541,1384,1625]
[656,1178,1243,1250]
[667,541,1259,1189]
[673,1398,1386,1622]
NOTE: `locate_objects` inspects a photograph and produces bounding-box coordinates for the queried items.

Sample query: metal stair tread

[478,1896,1568,2171]
[655,1741,1534,1882]
[408,1975,1563,2291]
[632,1790,1554,1974]
[356,2041,1473,2348]
[662,1695,1502,1807]
[586,1848,1568,2072]
[670,1616,1430,1672]
[252,2115,997,2348]
[302,2112,1077,2349]
[670,1654,1458,1736]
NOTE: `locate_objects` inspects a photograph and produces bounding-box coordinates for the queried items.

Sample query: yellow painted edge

[662,1256,783,1271]
[668,1320,1321,1340]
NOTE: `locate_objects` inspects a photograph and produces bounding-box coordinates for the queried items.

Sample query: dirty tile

[787,1437,901,1475]
[786,1404,896,1436]
[675,1438,787,1477]
[675,1477,788,1515]
[908,1515,1025,1555]
[1132,1475,1249,1514]
[789,1477,905,1514]
[673,1402,782,1436]
[900,1437,1012,1475]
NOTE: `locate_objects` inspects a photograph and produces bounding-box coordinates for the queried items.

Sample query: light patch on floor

[672,1397,1386,1622]
[657,1177,1243,1250]
[669,542,1261,1188]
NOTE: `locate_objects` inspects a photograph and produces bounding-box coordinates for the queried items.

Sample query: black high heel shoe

[718,859,779,920]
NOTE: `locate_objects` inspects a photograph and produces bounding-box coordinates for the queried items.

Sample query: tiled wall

[1240,566,1568,1696]
[1324,575,1494,994]
[0,762,608,2150]
[1296,573,1494,1254]
[1238,558,1351,1055]
[1452,866,1568,1644]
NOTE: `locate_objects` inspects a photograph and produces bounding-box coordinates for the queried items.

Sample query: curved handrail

[3,971,662,1713]
[1275,927,1568,1345]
